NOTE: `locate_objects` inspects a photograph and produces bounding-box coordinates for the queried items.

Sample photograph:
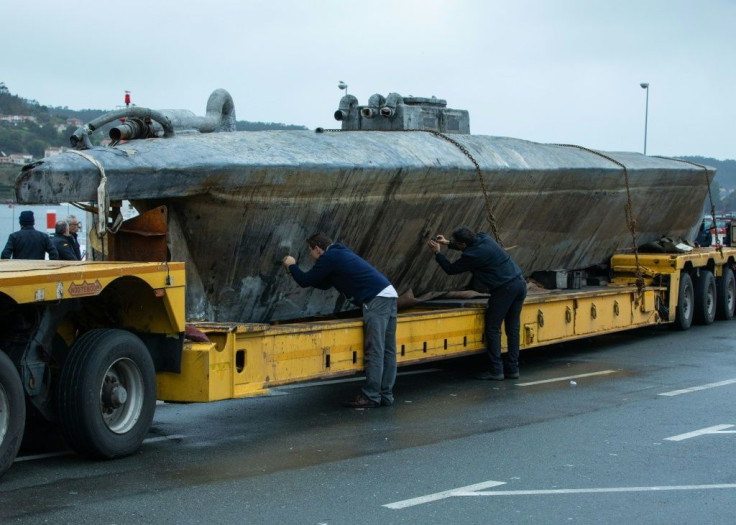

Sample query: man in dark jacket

[51,221,80,260]
[65,214,83,260]
[428,226,526,380]
[283,232,398,408]
[1,210,59,260]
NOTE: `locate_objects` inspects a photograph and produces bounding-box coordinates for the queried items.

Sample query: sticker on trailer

[56,281,64,299]
[34,288,45,301]
[68,280,103,297]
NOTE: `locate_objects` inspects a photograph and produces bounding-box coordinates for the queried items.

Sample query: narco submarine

[15,89,714,323]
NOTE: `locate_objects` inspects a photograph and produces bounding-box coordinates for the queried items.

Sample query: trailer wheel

[0,351,25,479]
[57,329,156,459]
[694,270,716,325]
[716,266,735,321]
[673,272,694,330]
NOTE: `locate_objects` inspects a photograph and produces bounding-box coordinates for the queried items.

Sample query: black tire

[694,270,717,325]
[716,266,736,321]
[0,351,25,479]
[57,329,156,459]
[673,272,694,330]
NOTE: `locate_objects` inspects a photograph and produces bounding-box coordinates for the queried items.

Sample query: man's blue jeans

[361,296,398,404]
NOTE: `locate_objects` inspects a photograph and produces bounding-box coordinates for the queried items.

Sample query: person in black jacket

[1,210,59,260]
[51,221,80,260]
[65,214,83,260]
[282,232,398,408]
[428,226,526,380]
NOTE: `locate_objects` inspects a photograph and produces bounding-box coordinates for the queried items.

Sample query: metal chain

[425,130,503,247]
[655,156,720,255]
[553,144,644,292]
[315,127,503,246]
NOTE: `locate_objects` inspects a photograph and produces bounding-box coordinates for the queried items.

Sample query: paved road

[2,320,736,524]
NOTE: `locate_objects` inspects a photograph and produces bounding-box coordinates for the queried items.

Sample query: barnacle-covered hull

[15,92,713,323]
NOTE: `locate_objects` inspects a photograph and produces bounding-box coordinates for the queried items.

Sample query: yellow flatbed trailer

[1,248,735,479]
[0,260,185,478]
[158,248,736,402]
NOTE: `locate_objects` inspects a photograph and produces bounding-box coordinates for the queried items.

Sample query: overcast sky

[3,0,734,159]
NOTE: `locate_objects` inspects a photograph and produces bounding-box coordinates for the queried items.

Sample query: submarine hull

[17,130,711,322]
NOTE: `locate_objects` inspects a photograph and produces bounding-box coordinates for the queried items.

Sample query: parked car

[695,216,733,246]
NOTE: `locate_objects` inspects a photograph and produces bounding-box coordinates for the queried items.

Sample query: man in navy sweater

[428,226,526,380]
[283,232,398,408]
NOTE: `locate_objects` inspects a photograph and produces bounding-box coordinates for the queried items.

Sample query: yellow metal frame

[0,260,187,334]
[157,283,665,403]
[158,247,736,403]
[611,247,736,323]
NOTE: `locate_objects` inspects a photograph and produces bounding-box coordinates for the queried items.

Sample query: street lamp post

[640,82,649,155]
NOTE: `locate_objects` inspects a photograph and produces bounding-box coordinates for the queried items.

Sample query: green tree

[27,139,46,159]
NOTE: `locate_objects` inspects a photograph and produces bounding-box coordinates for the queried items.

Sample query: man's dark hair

[452,226,477,245]
[55,220,68,236]
[307,232,333,251]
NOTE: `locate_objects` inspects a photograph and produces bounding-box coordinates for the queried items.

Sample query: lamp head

[640,82,649,89]
[338,81,348,90]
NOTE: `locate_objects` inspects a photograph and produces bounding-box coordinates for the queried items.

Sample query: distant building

[44,146,67,158]
[9,153,33,165]
[66,117,83,127]
[0,115,37,125]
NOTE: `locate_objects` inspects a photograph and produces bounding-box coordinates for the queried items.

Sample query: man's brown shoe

[344,394,380,408]
[474,370,505,381]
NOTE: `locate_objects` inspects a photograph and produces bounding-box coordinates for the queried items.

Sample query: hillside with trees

[0,82,308,200]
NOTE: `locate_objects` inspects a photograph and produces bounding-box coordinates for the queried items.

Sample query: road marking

[384,480,736,508]
[665,424,736,442]
[273,368,441,391]
[383,480,506,509]
[464,484,736,496]
[659,378,736,397]
[143,434,187,444]
[15,434,187,464]
[14,451,71,462]
[516,370,618,387]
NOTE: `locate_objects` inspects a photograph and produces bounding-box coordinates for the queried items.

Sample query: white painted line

[516,370,618,387]
[15,434,186,464]
[465,483,736,496]
[274,368,442,391]
[659,378,736,397]
[383,480,506,509]
[665,425,736,442]
[385,481,736,508]
[143,434,187,444]
[14,451,71,462]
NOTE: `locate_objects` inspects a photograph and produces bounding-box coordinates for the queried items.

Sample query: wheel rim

[0,384,8,444]
[706,282,716,318]
[682,281,693,319]
[99,358,144,434]
[727,279,735,313]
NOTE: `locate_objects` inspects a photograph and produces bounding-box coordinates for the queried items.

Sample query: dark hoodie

[289,242,391,306]
[435,232,521,291]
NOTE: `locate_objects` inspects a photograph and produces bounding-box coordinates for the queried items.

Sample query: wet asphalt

[3,319,736,524]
